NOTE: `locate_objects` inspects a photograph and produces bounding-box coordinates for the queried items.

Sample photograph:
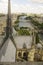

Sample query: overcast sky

[0,0,43,14]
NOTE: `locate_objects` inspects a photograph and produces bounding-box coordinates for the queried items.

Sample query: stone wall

[0,62,43,65]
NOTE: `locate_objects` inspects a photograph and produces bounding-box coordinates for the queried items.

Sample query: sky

[0,0,43,14]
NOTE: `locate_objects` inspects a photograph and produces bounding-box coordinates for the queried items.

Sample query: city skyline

[0,0,43,14]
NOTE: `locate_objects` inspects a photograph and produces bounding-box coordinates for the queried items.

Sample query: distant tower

[0,0,16,49]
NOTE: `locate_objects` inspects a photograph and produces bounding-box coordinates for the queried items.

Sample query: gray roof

[0,38,16,62]
[0,35,32,49]
[14,36,32,49]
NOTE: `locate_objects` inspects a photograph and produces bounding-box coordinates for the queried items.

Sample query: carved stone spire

[0,0,16,49]
[8,0,11,17]
[6,0,12,37]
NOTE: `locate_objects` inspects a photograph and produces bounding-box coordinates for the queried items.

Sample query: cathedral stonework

[16,45,43,62]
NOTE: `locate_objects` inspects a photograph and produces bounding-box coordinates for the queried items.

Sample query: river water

[19,16,34,29]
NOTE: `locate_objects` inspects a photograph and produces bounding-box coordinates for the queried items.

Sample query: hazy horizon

[0,0,43,14]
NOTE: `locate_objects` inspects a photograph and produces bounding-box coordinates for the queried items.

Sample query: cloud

[11,3,43,14]
[0,0,8,13]
[1,0,8,3]
[0,0,43,14]
[31,0,43,3]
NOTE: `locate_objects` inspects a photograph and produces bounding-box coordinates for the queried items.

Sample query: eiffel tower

[0,0,16,49]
